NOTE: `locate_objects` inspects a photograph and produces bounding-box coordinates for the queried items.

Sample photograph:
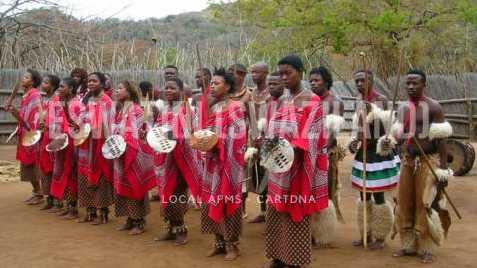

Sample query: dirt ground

[0,143,476,268]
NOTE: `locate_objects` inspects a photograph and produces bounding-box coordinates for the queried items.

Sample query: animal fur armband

[435,168,453,182]
[390,121,404,140]
[376,135,397,156]
[429,121,453,140]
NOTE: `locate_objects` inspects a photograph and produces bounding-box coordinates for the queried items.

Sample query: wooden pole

[385,50,404,135]
[195,44,209,207]
[359,51,369,249]
[3,82,20,110]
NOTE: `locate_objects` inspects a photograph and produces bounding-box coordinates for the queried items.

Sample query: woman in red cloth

[200,68,246,261]
[153,77,202,245]
[111,81,156,235]
[38,74,60,211]
[49,77,83,220]
[6,69,43,205]
[262,55,328,268]
[77,72,115,225]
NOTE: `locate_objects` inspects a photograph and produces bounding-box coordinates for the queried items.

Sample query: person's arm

[429,103,450,169]
[428,101,453,186]
[6,104,22,122]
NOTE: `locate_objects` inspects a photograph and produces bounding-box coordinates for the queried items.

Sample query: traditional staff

[411,136,462,219]
[195,43,210,183]
[4,82,20,109]
[5,83,21,143]
[359,51,369,248]
[384,49,405,136]
[5,82,33,133]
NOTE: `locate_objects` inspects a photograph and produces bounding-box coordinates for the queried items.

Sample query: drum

[445,139,474,176]
[462,141,475,175]
[46,133,68,152]
[146,126,177,153]
[260,138,294,173]
[102,135,126,159]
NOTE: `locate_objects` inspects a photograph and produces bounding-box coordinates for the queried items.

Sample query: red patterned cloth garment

[77,92,114,208]
[49,96,83,200]
[265,89,328,221]
[16,88,42,166]
[111,103,157,201]
[77,93,114,185]
[201,100,247,223]
[37,94,54,177]
[154,101,201,209]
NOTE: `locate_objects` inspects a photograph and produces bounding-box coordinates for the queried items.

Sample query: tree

[210,0,477,78]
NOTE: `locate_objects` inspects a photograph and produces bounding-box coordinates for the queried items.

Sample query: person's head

[309,66,333,97]
[406,69,426,100]
[278,54,304,90]
[353,69,374,95]
[104,73,112,89]
[227,63,247,87]
[250,62,269,85]
[267,71,284,99]
[164,77,184,102]
[117,80,140,104]
[87,72,106,95]
[211,67,235,100]
[164,65,178,80]
[22,69,42,89]
[184,83,192,98]
[41,74,60,94]
[70,68,88,89]
[58,77,76,100]
[138,81,153,98]
[195,68,212,89]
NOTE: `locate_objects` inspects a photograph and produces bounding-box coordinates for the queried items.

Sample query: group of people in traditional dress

[4,54,455,267]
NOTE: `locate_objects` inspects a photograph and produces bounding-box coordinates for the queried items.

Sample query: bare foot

[23,195,36,203]
[368,240,385,250]
[393,249,417,257]
[421,252,434,264]
[206,246,226,257]
[27,196,44,205]
[175,232,188,246]
[352,236,372,247]
[154,232,175,241]
[352,239,364,247]
[129,226,144,235]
